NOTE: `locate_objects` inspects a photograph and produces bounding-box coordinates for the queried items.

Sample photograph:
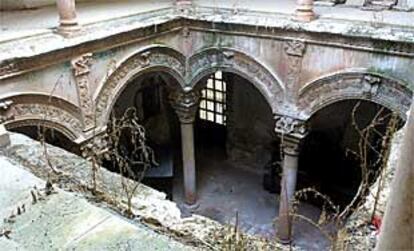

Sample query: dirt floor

[173,145,333,250]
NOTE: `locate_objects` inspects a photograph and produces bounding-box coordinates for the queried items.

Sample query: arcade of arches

[1,0,414,249]
[7,69,405,248]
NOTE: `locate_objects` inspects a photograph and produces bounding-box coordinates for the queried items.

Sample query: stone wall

[226,74,276,174]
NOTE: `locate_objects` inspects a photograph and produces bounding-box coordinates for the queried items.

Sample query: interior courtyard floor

[172,145,333,250]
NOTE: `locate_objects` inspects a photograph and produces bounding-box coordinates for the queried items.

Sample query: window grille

[199,71,227,125]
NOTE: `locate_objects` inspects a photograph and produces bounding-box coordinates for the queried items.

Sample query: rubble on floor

[1,133,300,250]
[1,130,400,250]
[0,153,192,251]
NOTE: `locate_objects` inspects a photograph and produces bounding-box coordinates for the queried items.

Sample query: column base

[184,202,199,211]
[293,11,317,22]
[57,24,81,37]
[277,236,292,245]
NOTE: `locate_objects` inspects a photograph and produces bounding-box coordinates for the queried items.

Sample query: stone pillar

[56,0,80,36]
[274,114,307,243]
[0,100,15,148]
[375,102,414,251]
[294,0,316,22]
[170,89,201,208]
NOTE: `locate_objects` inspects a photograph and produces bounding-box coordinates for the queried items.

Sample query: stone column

[170,89,201,208]
[375,102,414,251]
[294,0,316,22]
[56,0,80,36]
[274,115,307,243]
[0,100,15,148]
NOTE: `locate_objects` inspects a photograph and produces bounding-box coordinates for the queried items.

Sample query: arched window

[199,71,227,125]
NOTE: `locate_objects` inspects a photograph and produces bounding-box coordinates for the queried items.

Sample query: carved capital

[0,100,15,124]
[284,40,306,57]
[170,90,201,124]
[274,114,308,139]
[274,114,307,156]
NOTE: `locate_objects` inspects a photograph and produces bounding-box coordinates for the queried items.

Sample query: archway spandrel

[95,46,186,125]
[298,72,413,120]
[188,48,285,113]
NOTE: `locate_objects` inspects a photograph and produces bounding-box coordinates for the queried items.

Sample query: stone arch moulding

[1,94,84,142]
[6,119,78,142]
[188,47,286,114]
[297,70,413,120]
[94,45,187,128]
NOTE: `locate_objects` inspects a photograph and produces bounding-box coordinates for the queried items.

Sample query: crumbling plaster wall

[0,63,78,106]
[300,44,414,89]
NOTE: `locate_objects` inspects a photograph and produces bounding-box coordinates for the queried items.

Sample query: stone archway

[95,46,187,129]
[188,47,285,114]
[1,94,83,142]
[294,70,412,210]
[297,71,413,120]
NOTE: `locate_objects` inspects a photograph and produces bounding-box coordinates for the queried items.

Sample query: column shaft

[170,89,200,208]
[274,114,307,244]
[180,122,197,205]
[56,0,80,35]
[277,150,299,243]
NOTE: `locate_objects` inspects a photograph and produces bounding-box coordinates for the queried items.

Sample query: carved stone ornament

[298,72,412,120]
[11,103,83,137]
[169,90,201,124]
[71,53,95,131]
[274,114,308,156]
[96,49,185,123]
[0,100,15,124]
[284,40,306,57]
[189,48,283,108]
[284,40,306,102]
[274,114,308,138]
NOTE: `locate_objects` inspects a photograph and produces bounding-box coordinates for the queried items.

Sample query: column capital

[170,89,201,124]
[274,114,307,138]
[274,114,308,156]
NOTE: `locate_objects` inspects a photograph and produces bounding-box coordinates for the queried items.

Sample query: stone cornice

[1,6,414,80]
